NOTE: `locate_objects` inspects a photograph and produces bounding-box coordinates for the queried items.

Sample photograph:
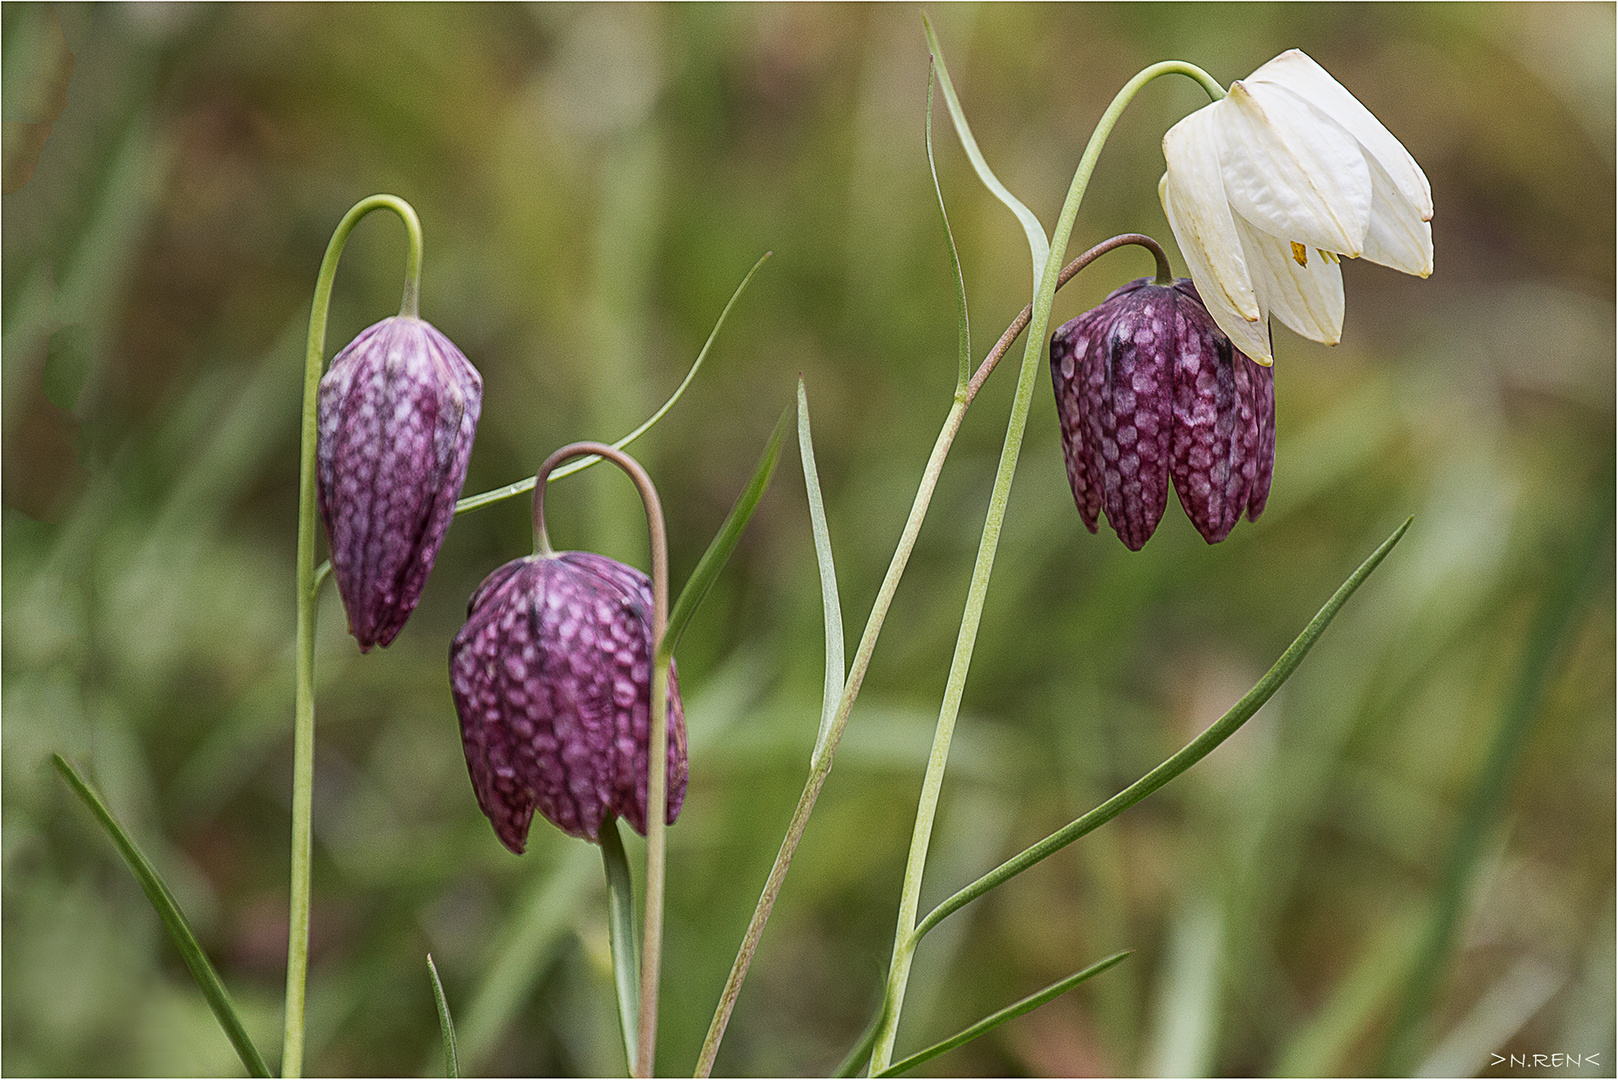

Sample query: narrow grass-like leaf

[1275,908,1424,1076]
[427,954,460,1078]
[1414,958,1564,1078]
[458,843,596,1071]
[875,951,1132,1077]
[1379,479,1612,1074]
[599,817,641,1071]
[660,402,791,662]
[798,379,845,763]
[53,754,272,1079]
[921,14,1049,279]
[913,518,1413,942]
[924,62,971,392]
[455,252,772,516]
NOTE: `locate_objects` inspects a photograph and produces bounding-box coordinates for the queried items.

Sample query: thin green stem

[868,59,1222,1072]
[285,193,422,1079]
[529,442,669,1079]
[693,396,964,1079]
[693,236,1145,1078]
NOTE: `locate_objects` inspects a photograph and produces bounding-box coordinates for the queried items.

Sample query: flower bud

[1050,278,1273,548]
[449,551,688,852]
[317,316,482,650]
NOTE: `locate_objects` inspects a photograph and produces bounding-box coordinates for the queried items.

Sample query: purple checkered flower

[1050,277,1274,549]
[317,316,481,650]
[449,551,688,852]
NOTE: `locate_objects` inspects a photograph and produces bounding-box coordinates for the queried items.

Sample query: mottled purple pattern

[1051,279,1174,550]
[1050,279,1275,548]
[1050,317,1102,533]
[1246,351,1276,520]
[1168,281,1275,544]
[317,316,482,650]
[448,551,688,852]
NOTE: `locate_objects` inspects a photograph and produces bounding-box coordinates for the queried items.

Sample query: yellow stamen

[1319,249,1340,264]
[1290,241,1308,267]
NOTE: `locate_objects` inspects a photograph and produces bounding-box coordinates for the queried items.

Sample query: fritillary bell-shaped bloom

[1051,277,1273,548]
[1159,49,1433,365]
[449,551,688,852]
[317,316,482,651]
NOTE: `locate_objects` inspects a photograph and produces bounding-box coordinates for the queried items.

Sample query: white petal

[1247,49,1432,221]
[1360,152,1434,276]
[1161,107,1260,322]
[1162,175,1275,365]
[1217,80,1372,256]
[1233,216,1345,345]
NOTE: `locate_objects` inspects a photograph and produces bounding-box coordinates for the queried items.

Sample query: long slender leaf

[924,62,971,392]
[1379,478,1613,1073]
[921,14,1049,279]
[426,954,460,1079]
[874,951,1132,1077]
[454,251,772,515]
[53,754,272,1079]
[913,517,1414,941]
[458,844,597,1071]
[599,818,641,1072]
[798,379,845,763]
[1274,908,1424,1076]
[1414,958,1564,1078]
[660,402,792,662]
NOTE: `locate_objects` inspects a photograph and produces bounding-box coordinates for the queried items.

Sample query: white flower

[1159,49,1433,365]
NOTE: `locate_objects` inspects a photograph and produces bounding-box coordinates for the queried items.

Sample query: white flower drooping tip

[1160,49,1433,365]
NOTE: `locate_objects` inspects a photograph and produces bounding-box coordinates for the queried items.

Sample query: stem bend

[284,193,424,1079]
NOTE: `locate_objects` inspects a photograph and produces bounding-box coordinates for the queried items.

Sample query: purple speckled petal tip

[448,551,688,852]
[1051,278,1275,549]
[317,316,482,650]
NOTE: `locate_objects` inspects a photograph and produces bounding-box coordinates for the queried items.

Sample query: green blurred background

[3,3,1613,1076]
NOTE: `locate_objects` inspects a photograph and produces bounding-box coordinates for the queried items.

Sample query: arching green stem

[867,60,1222,1073]
[285,194,423,1078]
[530,442,670,1079]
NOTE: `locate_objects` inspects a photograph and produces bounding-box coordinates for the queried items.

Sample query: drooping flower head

[1159,49,1433,365]
[449,550,688,852]
[1051,277,1273,548]
[317,316,482,651]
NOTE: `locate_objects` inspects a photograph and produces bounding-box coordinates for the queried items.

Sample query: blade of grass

[600,817,641,1072]
[1378,480,1613,1073]
[1274,908,1425,1076]
[660,402,791,662]
[922,14,1049,278]
[798,378,845,762]
[1414,958,1564,1078]
[912,517,1413,943]
[1143,899,1223,1078]
[459,843,597,1072]
[53,753,272,1079]
[427,954,460,1079]
[874,952,1132,1077]
[924,61,971,392]
[454,252,772,516]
